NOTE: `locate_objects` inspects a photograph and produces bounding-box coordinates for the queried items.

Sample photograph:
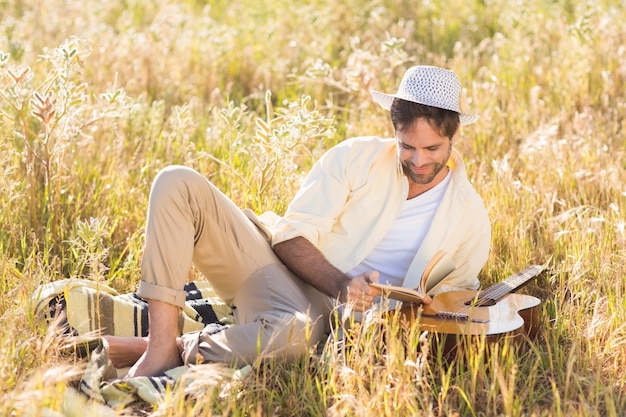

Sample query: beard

[401,160,447,184]
[400,144,452,185]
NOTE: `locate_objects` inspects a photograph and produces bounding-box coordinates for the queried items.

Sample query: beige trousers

[136,166,332,367]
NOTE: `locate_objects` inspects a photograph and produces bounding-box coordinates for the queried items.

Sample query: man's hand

[344,271,381,312]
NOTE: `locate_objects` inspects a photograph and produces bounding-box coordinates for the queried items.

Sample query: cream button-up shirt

[270,136,491,294]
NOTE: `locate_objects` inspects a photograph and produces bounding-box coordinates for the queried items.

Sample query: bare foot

[124,298,184,378]
[126,340,183,378]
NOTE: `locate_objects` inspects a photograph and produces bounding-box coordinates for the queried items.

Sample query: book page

[423,251,456,293]
[369,250,456,304]
[369,282,426,304]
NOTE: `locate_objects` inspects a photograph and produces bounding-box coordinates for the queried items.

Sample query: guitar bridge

[425,311,490,323]
[433,311,470,321]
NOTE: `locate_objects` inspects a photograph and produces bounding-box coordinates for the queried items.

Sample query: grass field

[1,0,625,415]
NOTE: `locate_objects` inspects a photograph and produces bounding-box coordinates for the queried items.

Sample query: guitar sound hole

[464,297,496,307]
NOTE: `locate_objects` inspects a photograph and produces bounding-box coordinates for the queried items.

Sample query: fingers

[362,270,379,284]
[363,271,382,297]
[345,272,380,312]
[346,285,373,311]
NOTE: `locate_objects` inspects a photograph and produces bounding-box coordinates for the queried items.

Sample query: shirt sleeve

[271,140,355,247]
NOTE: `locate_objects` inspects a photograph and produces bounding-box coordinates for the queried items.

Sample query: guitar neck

[478,264,545,302]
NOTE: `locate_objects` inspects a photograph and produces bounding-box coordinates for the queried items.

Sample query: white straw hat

[370,65,479,125]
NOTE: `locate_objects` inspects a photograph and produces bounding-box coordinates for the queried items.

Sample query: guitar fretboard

[477,264,545,303]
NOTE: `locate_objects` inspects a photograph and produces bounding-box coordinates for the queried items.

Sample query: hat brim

[370,89,479,126]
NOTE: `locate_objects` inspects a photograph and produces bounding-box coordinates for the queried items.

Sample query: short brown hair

[390,98,460,139]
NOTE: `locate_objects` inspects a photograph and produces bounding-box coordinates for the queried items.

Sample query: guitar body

[420,290,540,336]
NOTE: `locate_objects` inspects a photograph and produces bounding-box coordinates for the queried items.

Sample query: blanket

[32,278,235,337]
[77,339,250,409]
[31,278,239,408]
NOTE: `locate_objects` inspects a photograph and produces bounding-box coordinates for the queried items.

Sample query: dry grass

[1,0,625,415]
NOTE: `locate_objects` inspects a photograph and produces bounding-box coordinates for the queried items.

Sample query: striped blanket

[31,278,238,408]
[77,338,249,409]
[32,278,235,338]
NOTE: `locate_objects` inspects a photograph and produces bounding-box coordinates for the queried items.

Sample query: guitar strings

[449,265,543,316]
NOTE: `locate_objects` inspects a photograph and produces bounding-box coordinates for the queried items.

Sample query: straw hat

[370,65,479,125]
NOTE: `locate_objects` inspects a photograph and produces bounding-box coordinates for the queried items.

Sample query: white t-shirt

[346,170,451,287]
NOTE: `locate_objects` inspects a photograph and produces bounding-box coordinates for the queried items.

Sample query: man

[104,65,491,377]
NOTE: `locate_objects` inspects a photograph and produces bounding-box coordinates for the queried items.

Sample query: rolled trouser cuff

[136,280,187,309]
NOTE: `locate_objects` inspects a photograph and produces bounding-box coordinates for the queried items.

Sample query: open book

[369,250,455,304]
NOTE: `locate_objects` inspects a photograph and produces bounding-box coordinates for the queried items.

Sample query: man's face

[396,118,454,187]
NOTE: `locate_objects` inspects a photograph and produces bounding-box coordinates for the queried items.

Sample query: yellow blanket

[31,278,239,409]
[32,278,234,337]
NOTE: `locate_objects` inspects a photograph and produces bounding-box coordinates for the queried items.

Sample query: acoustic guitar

[394,264,546,342]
